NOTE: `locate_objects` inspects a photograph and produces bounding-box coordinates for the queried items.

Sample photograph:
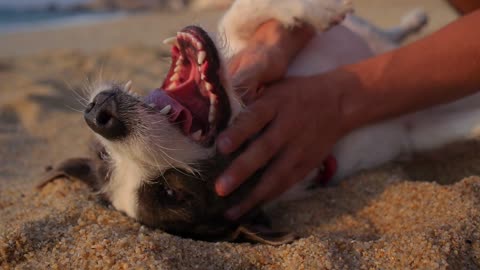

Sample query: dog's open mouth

[145,26,231,146]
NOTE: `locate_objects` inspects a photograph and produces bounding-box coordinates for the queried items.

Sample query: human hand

[228,20,314,104]
[215,75,349,220]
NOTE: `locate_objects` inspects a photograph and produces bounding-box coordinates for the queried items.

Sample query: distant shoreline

[0,8,127,34]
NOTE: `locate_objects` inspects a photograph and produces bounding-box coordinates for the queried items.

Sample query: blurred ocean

[0,0,125,34]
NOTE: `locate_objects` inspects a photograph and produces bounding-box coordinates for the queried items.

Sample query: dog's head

[40,26,293,245]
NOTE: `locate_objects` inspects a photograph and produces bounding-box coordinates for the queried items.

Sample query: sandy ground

[1,1,480,269]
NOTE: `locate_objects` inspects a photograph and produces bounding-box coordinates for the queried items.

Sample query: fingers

[225,145,316,220]
[217,99,275,154]
[215,118,287,196]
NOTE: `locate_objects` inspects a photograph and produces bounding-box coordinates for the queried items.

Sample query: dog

[38,0,480,245]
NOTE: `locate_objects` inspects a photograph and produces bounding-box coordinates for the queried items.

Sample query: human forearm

[331,10,480,133]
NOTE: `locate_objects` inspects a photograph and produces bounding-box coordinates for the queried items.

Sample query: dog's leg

[219,0,353,57]
[382,9,429,43]
[343,9,428,53]
[401,93,480,152]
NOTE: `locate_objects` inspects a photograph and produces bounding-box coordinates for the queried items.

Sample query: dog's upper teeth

[160,105,172,115]
[167,82,177,90]
[201,73,206,80]
[171,73,180,82]
[124,80,132,91]
[163,36,179,48]
[192,130,202,140]
[174,65,181,73]
[209,94,216,104]
[197,51,206,65]
[195,41,203,50]
[176,54,184,66]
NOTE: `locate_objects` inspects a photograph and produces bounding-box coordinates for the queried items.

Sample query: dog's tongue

[145,89,193,133]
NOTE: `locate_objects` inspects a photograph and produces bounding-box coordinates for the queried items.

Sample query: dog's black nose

[84,91,128,140]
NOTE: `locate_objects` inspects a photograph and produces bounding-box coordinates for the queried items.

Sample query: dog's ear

[231,224,295,246]
[37,158,102,190]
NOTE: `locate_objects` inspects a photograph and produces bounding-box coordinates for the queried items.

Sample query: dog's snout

[84,91,128,140]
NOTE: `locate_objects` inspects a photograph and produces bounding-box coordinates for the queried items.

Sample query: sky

[0,0,87,8]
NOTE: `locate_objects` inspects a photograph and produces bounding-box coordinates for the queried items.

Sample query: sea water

[0,0,125,34]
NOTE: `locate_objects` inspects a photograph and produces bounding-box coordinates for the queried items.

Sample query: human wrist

[312,68,373,136]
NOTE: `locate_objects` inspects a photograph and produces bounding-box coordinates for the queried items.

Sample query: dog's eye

[166,188,175,197]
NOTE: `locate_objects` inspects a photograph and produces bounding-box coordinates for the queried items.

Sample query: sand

[1,1,479,269]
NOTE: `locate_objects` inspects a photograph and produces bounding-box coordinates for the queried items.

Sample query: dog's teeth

[163,36,179,47]
[209,107,215,123]
[171,73,180,81]
[201,73,206,80]
[209,94,216,104]
[205,82,213,91]
[124,80,132,91]
[167,82,177,90]
[192,130,202,140]
[197,51,206,65]
[196,41,203,50]
[160,105,172,115]
[185,33,194,40]
[176,57,183,66]
[174,65,181,73]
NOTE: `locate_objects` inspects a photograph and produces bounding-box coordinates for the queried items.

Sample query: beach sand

[1,1,480,269]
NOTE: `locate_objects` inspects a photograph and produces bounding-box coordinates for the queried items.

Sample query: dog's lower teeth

[174,66,181,73]
[192,130,202,140]
[209,105,216,123]
[205,82,213,91]
[319,165,325,172]
[160,105,172,115]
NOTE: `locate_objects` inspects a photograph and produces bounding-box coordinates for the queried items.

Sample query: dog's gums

[145,26,231,146]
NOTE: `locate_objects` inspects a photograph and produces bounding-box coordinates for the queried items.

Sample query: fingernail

[217,136,232,153]
[215,175,233,196]
[225,207,241,221]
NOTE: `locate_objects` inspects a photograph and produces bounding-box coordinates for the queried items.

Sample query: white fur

[89,83,215,218]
